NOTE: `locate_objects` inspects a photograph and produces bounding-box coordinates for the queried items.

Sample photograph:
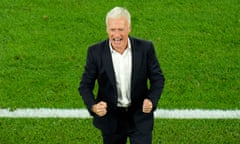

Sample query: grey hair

[106,6,131,26]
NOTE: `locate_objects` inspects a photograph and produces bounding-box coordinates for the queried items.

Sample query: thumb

[99,101,107,108]
[143,99,152,107]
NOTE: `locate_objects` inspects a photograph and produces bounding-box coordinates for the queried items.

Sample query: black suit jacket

[79,37,164,134]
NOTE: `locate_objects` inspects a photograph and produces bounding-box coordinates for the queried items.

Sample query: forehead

[107,17,129,27]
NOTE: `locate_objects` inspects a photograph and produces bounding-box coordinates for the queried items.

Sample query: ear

[128,25,131,33]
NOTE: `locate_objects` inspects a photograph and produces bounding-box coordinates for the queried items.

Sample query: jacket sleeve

[78,47,97,115]
[147,42,165,111]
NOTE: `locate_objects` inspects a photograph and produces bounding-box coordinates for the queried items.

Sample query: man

[79,6,164,144]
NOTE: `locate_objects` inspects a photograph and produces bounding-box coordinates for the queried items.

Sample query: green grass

[0,0,239,109]
[0,0,239,143]
[0,119,239,144]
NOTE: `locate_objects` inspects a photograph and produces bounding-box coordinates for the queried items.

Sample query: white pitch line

[0,108,90,118]
[0,108,240,119]
[154,109,240,119]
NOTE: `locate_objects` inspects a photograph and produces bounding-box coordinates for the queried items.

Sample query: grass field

[0,0,239,143]
[1,119,239,144]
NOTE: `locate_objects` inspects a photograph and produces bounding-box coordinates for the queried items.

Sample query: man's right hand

[91,101,107,117]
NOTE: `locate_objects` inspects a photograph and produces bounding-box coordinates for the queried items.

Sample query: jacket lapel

[102,40,116,86]
[130,37,136,97]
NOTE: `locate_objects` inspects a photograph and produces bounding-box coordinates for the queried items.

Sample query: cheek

[107,33,113,38]
[124,32,129,37]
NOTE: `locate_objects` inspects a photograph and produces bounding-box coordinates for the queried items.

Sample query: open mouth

[112,38,123,45]
[113,38,122,42]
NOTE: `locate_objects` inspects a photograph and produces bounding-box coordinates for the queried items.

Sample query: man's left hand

[142,99,153,113]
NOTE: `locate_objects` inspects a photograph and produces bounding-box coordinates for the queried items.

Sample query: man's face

[107,17,131,50]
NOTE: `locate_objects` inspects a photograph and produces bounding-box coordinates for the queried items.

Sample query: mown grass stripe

[0,108,240,119]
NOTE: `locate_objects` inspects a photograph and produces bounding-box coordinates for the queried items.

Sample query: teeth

[113,38,122,41]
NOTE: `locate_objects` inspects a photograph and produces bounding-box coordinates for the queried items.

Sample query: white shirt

[110,39,132,107]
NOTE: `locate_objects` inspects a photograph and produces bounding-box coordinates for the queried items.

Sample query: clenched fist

[92,101,107,117]
[142,99,153,113]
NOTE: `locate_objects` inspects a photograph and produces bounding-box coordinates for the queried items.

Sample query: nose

[114,29,123,36]
[111,32,120,39]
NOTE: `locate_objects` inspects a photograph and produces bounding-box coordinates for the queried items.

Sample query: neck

[112,46,127,54]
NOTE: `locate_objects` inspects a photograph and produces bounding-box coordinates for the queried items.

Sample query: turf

[0,119,239,144]
[0,0,239,109]
[0,0,239,143]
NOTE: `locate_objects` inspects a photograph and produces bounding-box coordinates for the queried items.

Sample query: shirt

[110,39,132,107]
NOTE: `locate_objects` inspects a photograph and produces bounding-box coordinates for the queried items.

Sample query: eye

[110,28,116,32]
[119,28,124,31]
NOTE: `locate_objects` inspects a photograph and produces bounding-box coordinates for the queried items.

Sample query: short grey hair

[106,6,131,26]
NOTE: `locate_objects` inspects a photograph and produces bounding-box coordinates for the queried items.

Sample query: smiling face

[107,17,131,51]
